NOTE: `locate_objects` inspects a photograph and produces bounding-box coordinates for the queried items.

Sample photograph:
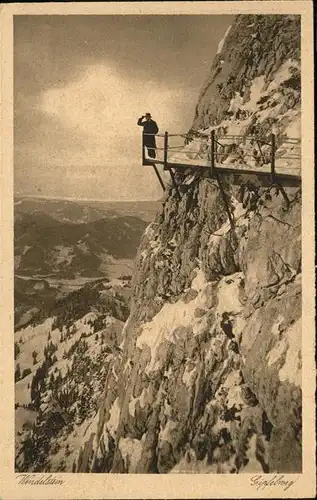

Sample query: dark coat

[137,117,159,147]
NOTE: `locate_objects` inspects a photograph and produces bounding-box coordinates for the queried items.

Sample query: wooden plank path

[141,131,301,196]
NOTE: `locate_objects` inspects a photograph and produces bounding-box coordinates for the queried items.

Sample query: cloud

[14,15,233,200]
[15,62,195,200]
[15,63,178,200]
[39,63,193,167]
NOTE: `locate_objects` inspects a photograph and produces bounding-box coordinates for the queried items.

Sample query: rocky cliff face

[192,14,300,138]
[76,14,301,474]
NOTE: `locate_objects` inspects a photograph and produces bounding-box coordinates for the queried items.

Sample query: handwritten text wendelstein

[16,474,65,485]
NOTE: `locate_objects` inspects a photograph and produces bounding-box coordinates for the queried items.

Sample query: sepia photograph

[0,1,315,499]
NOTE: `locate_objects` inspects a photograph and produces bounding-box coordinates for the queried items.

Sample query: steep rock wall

[76,14,301,474]
[76,173,301,474]
[192,14,300,139]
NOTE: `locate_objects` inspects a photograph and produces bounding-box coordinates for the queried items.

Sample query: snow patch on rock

[278,318,301,387]
[216,273,244,316]
[182,364,197,388]
[217,25,232,54]
[136,268,211,373]
[106,397,121,439]
[118,436,143,472]
[128,387,148,417]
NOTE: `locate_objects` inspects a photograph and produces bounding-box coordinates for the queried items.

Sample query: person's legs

[147,147,156,158]
[145,140,156,159]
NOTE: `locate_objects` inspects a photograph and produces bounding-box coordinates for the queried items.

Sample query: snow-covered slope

[15,279,130,472]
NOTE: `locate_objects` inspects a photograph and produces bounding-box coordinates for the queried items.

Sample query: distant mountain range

[14,196,161,224]
[14,210,148,278]
[13,195,160,278]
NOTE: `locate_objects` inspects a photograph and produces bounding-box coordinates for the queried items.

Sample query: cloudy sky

[14,15,233,201]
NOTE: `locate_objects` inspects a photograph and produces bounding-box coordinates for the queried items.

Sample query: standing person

[137,113,159,160]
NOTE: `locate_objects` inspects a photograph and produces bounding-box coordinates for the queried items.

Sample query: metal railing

[141,130,301,181]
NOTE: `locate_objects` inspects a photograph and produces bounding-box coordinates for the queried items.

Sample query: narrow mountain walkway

[142,131,301,181]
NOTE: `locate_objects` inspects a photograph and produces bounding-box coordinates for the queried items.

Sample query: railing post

[164,131,168,170]
[210,129,215,176]
[165,130,181,200]
[142,134,145,165]
[270,133,276,182]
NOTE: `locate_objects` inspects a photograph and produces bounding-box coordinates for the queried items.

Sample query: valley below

[14,197,155,472]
